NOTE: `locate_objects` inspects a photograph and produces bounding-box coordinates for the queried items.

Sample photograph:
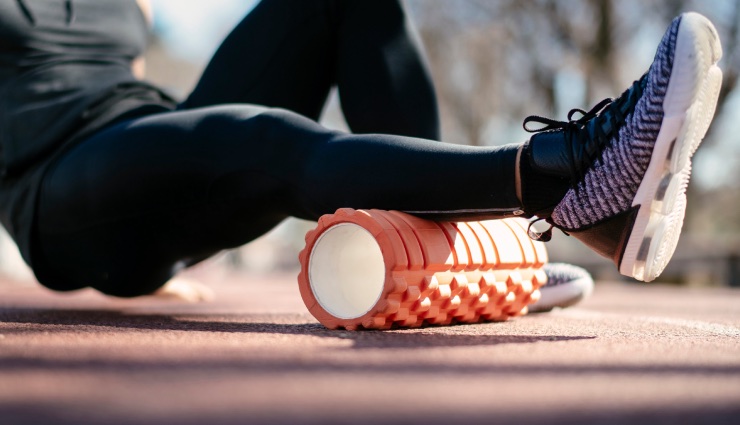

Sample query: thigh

[35,105,320,296]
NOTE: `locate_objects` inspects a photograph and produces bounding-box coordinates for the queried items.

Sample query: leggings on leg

[34,0,520,296]
[183,0,440,139]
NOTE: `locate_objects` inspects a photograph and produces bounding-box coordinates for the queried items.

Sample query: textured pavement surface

[1,268,739,425]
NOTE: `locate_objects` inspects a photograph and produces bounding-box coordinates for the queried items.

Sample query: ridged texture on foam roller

[298,209,548,330]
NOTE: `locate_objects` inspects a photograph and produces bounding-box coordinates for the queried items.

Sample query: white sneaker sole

[620,12,723,282]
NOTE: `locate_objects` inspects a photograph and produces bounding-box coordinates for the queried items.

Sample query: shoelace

[522,98,610,185]
[522,76,645,185]
[522,74,647,242]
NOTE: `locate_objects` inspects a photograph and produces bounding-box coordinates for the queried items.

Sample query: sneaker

[521,12,723,282]
[529,263,594,313]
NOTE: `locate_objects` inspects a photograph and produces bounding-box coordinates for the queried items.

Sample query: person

[0,0,722,299]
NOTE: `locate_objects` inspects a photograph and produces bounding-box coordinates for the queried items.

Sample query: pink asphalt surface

[1,267,739,425]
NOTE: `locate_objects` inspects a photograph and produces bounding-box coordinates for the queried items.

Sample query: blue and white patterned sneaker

[520,12,723,282]
[529,263,594,313]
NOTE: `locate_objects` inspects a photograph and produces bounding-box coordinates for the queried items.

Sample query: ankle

[519,139,571,217]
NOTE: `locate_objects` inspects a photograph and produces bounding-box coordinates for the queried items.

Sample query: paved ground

[1,267,739,425]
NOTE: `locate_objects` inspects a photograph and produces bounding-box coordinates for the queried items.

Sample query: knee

[198,106,331,160]
[248,107,326,141]
[193,105,318,141]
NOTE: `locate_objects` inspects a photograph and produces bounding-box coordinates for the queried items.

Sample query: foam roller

[298,209,548,330]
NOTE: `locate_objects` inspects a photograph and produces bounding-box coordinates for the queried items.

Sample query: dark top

[0,0,176,269]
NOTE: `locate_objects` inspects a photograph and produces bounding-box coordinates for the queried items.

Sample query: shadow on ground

[0,307,593,350]
[1,400,739,425]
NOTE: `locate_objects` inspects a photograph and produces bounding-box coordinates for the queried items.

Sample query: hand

[131,0,153,80]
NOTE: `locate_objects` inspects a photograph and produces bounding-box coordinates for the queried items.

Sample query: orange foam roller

[297,209,548,330]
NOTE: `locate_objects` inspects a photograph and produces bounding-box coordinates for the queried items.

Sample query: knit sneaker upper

[529,262,594,312]
[541,262,592,288]
[550,16,680,230]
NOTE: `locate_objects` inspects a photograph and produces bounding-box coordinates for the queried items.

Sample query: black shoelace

[521,74,647,242]
[522,97,611,185]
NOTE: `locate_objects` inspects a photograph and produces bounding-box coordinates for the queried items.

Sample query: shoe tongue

[528,130,573,177]
[591,115,615,140]
[593,75,645,139]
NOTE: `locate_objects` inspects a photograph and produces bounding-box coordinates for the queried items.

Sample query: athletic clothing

[1,0,522,297]
[0,0,175,266]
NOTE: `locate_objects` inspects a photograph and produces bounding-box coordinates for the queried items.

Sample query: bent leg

[182,0,337,119]
[335,1,439,139]
[35,106,517,296]
[183,0,439,138]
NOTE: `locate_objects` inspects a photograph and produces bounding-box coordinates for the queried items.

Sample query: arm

[132,0,153,79]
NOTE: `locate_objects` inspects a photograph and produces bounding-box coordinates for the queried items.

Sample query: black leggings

[35,0,521,297]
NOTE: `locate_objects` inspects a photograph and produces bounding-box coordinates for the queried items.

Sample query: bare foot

[150,277,215,303]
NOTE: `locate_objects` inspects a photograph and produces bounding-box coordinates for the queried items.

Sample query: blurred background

[1,0,738,287]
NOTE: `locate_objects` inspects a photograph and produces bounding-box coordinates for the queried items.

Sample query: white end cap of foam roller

[308,223,386,319]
